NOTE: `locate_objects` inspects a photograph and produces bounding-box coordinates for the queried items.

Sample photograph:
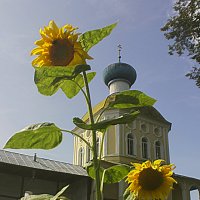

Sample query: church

[73,61,200,199]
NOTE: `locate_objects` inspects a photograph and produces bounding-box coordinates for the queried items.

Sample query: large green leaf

[79,22,117,52]
[61,72,96,98]
[4,123,62,149]
[86,163,130,184]
[73,111,140,131]
[104,165,130,184]
[104,90,156,109]
[34,65,91,96]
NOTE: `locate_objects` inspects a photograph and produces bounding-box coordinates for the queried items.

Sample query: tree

[161,0,200,87]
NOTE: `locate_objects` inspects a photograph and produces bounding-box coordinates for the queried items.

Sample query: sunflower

[31,20,92,67]
[126,160,177,200]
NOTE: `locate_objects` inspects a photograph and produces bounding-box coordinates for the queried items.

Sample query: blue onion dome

[103,62,137,86]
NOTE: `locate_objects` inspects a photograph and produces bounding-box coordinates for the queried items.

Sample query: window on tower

[142,137,148,159]
[127,133,134,156]
[78,147,84,166]
[155,141,161,159]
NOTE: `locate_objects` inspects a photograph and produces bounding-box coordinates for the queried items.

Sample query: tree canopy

[161,0,200,87]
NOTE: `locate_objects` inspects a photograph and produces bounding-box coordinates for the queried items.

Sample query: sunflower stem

[99,130,106,160]
[61,129,92,149]
[82,71,102,200]
[72,79,90,105]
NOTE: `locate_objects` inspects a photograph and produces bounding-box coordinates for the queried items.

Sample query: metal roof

[0,150,88,177]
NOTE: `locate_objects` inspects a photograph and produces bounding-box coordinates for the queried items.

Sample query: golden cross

[118,44,122,62]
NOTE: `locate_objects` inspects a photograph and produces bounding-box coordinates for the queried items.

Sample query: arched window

[96,137,100,157]
[155,141,161,159]
[142,137,148,159]
[127,133,134,156]
[78,147,84,166]
[86,146,91,163]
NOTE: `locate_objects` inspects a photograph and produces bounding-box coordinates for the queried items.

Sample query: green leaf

[73,111,140,131]
[51,185,69,200]
[104,165,130,184]
[76,72,96,88]
[20,186,69,200]
[79,22,117,52]
[61,72,96,98]
[123,189,137,200]
[86,163,130,184]
[4,123,62,150]
[34,65,91,96]
[86,162,104,180]
[20,194,53,200]
[104,90,156,109]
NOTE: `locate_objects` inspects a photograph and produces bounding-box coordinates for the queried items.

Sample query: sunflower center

[138,168,164,190]
[49,38,74,66]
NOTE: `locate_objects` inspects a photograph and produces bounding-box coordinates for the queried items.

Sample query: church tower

[73,60,171,166]
[73,59,200,200]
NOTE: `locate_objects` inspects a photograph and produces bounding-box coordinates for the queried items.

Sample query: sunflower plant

[124,160,177,200]
[4,20,176,200]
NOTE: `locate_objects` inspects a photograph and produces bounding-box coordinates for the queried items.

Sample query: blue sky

[0,0,199,187]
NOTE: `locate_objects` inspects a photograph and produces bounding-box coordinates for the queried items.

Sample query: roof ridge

[0,149,88,176]
[0,149,79,167]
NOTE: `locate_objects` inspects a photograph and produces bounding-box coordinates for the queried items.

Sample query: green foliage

[103,165,130,184]
[21,194,53,200]
[86,162,104,181]
[186,66,200,88]
[123,188,137,200]
[34,65,93,98]
[20,185,69,200]
[51,185,69,200]
[73,111,140,131]
[79,22,117,52]
[61,72,96,98]
[86,162,130,184]
[104,90,156,109]
[161,0,200,87]
[4,123,62,149]
[20,195,68,200]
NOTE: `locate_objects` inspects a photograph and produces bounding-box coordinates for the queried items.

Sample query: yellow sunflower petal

[43,26,52,37]
[153,159,165,167]
[76,47,93,60]
[166,176,177,184]
[40,30,52,43]
[69,52,86,66]
[34,39,44,46]
[49,20,59,34]
[32,57,43,66]
[31,47,44,55]
[59,28,65,39]
[131,162,142,170]
[142,160,152,168]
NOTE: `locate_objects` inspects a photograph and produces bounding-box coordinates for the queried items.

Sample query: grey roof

[0,150,88,177]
